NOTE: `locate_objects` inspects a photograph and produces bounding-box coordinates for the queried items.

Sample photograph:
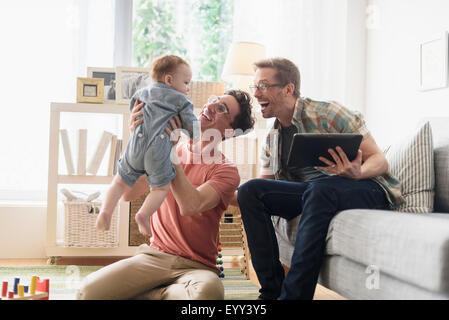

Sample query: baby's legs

[135,183,170,236]
[96,174,131,231]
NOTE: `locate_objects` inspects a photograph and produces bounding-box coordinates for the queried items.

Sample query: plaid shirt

[260,97,405,209]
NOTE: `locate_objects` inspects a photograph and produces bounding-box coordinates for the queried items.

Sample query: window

[132,0,234,81]
[0,0,115,201]
[0,0,235,202]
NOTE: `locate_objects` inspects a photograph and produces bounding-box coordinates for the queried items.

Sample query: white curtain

[233,0,366,108]
[0,0,115,201]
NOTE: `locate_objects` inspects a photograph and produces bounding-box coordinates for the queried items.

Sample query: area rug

[0,266,259,300]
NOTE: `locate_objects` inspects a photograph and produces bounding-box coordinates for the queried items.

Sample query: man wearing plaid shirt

[237,57,404,300]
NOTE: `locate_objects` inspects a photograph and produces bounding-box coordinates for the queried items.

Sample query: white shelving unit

[46,102,136,263]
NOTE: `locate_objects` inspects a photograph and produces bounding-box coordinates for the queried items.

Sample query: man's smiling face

[252,67,286,119]
[198,94,239,137]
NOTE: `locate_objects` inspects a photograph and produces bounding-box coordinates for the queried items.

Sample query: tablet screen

[287,133,363,168]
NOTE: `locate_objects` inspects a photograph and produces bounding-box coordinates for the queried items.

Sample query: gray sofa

[273,118,449,299]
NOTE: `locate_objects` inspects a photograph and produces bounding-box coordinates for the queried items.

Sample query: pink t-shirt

[150,141,240,269]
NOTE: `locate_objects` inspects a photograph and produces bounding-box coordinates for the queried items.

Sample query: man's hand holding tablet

[317,146,363,180]
[287,133,364,179]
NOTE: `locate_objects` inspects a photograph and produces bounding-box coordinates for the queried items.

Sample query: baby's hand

[129,99,144,133]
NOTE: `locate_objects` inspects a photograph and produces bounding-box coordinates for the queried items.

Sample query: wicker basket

[128,190,151,246]
[63,201,119,248]
[188,81,226,108]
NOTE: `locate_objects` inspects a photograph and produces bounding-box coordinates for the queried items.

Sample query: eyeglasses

[207,95,230,115]
[249,83,284,93]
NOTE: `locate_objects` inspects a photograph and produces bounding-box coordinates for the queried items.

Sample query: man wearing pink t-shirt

[77,89,254,300]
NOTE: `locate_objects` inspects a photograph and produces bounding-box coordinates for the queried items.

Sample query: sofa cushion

[385,121,434,213]
[320,255,449,299]
[325,209,449,293]
[273,215,301,267]
[434,146,449,212]
[425,118,449,213]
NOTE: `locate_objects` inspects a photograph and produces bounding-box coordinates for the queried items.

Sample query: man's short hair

[254,57,300,98]
[150,55,189,82]
[226,89,255,136]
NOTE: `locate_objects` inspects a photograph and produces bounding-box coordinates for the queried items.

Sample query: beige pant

[76,245,224,300]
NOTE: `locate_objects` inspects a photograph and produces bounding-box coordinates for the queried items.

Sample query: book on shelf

[87,130,113,175]
[76,129,87,175]
[113,139,123,175]
[107,135,118,176]
[59,129,75,175]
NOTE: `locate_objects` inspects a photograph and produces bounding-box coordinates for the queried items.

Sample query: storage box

[63,201,119,248]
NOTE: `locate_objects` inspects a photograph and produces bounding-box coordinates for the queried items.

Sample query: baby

[96,55,197,236]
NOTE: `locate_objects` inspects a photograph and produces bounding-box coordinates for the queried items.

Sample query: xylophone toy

[217,241,225,278]
[1,276,50,300]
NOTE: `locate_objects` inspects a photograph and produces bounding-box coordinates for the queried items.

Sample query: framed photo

[115,66,152,104]
[419,32,448,91]
[87,67,116,103]
[76,77,104,103]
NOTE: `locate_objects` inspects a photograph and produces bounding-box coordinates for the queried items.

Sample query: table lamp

[221,41,266,90]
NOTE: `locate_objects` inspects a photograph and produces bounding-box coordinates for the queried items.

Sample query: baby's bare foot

[135,212,152,236]
[96,211,112,231]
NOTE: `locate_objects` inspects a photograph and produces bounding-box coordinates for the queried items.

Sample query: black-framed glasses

[249,83,284,93]
[207,95,230,115]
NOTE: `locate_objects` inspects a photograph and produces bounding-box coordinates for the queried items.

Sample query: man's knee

[191,273,224,300]
[302,181,339,215]
[76,266,125,300]
[76,275,102,300]
[184,271,224,300]
[237,178,264,204]
[304,181,337,198]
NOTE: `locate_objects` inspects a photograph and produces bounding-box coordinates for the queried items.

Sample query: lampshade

[221,41,266,85]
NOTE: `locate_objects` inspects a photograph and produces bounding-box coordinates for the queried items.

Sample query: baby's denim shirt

[130,82,197,143]
[117,82,198,188]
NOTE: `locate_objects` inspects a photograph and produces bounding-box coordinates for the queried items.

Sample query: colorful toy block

[217,240,225,279]
[1,276,50,300]
[14,277,20,294]
[1,281,7,297]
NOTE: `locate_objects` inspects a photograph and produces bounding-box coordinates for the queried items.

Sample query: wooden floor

[0,258,346,300]
[313,284,347,300]
[0,258,123,266]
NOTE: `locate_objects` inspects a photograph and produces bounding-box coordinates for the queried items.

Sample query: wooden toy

[1,281,7,297]
[1,276,50,300]
[30,275,37,294]
[14,277,20,294]
[217,240,225,279]
[18,285,24,297]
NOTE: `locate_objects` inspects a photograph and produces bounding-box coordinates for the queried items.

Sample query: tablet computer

[287,133,363,168]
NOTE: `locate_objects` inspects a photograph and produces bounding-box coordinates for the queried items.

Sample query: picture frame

[76,77,104,104]
[419,31,449,91]
[87,67,116,103]
[115,66,152,105]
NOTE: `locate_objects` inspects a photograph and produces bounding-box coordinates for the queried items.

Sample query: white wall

[365,0,449,148]
[0,203,47,258]
[233,0,367,113]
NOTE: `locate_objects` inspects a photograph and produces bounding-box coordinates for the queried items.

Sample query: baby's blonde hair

[150,55,189,82]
